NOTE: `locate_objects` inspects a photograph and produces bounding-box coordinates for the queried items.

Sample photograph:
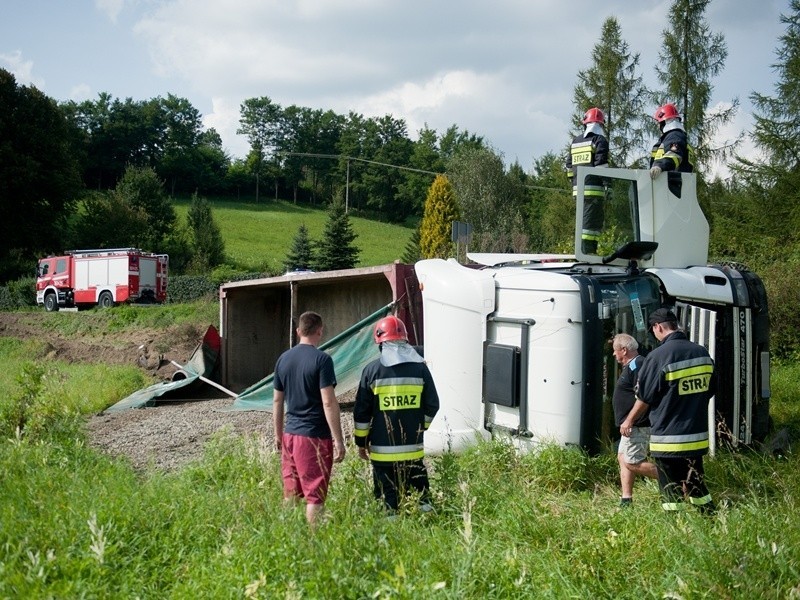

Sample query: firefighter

[566,107,609,254]
[354,315,440,513]
[621,308,716,514]
[649,102,693,179]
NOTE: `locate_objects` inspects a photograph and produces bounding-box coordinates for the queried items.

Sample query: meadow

[172,197,415,274]
[1,298,799,598]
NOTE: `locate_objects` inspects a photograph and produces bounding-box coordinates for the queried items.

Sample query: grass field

[172,197,414,274]
[1,299,800,597]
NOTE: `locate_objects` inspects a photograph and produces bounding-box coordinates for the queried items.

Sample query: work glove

[649,166,662,179]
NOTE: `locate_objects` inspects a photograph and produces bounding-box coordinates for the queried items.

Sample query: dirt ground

[0,311,354,472]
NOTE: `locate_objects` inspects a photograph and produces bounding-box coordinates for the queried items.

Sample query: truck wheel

[44,293,59,312]
[98,291,114,309]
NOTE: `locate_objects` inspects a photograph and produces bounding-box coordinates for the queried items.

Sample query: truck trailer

[36,248,169,311]
[416,168,770,456]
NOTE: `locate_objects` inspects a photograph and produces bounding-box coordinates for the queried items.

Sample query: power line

[276,151,442,176]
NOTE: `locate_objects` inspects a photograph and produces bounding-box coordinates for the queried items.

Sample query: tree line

[2,0,800,356]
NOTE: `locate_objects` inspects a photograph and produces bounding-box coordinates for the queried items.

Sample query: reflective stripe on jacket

[354,358,439,463]
[566,132,609,197]
[650,129,694,173]
[635,330,714,457]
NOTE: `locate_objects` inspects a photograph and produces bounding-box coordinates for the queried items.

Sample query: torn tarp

[105,324,222,412]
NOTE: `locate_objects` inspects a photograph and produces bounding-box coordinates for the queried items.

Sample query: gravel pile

[85,395,356,472]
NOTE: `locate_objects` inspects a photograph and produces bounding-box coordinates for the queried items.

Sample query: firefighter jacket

[354,358,439,463]
[635,330,715,458]
[566,131,609,197]
[650,128,693,173]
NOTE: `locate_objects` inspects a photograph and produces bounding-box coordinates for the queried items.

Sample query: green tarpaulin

[104,375,207,412]
[105,325,222,412]
[228,304,391,412]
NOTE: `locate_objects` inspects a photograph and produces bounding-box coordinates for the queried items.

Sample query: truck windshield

[599,277,660,348]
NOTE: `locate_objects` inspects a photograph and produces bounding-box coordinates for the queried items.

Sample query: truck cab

[416,168,770,455]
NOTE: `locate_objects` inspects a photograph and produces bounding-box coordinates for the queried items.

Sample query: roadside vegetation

[0,300,799,597]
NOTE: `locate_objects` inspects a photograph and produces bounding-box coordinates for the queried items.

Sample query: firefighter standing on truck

[649,102,694,180]
[620,308,716,514]
[354,315,439,514]
[566,107,609,254]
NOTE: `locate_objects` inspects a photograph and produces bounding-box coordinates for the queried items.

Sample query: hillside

[0,307,352,472]
[173,198,415,273]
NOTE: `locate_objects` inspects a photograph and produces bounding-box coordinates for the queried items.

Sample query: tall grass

[1,302,800,597]
[172,198,413,273]
[2,423,800,597]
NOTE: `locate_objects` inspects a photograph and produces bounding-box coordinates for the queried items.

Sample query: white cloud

[69,83,93,102]
[95,0,125,24]
[0,50,45,88]
[203,96,250,159]
[61,0,786,168]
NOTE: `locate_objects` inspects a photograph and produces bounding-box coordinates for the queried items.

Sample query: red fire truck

[36,248,168,311]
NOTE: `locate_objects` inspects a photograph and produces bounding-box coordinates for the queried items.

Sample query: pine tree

[284,223,315,272]
[401,224,422,264]
[187,192,225,271]
[419,174,458,259]
[731,1,800,247]
[655,0,739,170]
[741,0,800,178]
[571,17,649,167]
[313,192,360,271]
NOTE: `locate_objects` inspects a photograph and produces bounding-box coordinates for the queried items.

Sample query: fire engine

[416,168,771,455]
[36,248,168,311]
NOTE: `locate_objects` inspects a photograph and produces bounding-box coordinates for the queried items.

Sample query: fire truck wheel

[44,293,59,312]
[98,291,114,309]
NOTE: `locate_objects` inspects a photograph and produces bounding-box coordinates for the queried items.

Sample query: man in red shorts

[273,311,346,524]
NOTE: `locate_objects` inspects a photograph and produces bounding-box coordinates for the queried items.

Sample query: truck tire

[98,291,114,309]
[44,293,59,312]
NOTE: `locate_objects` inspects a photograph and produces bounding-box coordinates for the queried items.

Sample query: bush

[166,271,268,304]
[0,277,36,310]
[758,257,800,361]
[166,275,219,304]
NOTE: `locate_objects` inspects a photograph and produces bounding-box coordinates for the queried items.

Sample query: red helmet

[374,315,408,344]
[582,107,605,124]
[653,103,680,122]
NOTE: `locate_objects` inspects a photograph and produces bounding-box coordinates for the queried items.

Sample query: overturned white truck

[416,168,770,456]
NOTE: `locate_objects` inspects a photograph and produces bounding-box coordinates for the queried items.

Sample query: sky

[1,1,791,177]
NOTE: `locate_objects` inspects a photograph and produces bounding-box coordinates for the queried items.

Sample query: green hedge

[0,277,36,310]
[166,271,268,304]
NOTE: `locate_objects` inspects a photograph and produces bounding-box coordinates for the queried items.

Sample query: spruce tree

[571,17,648,168]
[284,223,315,272]
[741,0,800,179]
[420,174,458,259]
[187,192,225,271]
[313,193,360,271]
[401,224,422,264]
[655,0,739,170]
